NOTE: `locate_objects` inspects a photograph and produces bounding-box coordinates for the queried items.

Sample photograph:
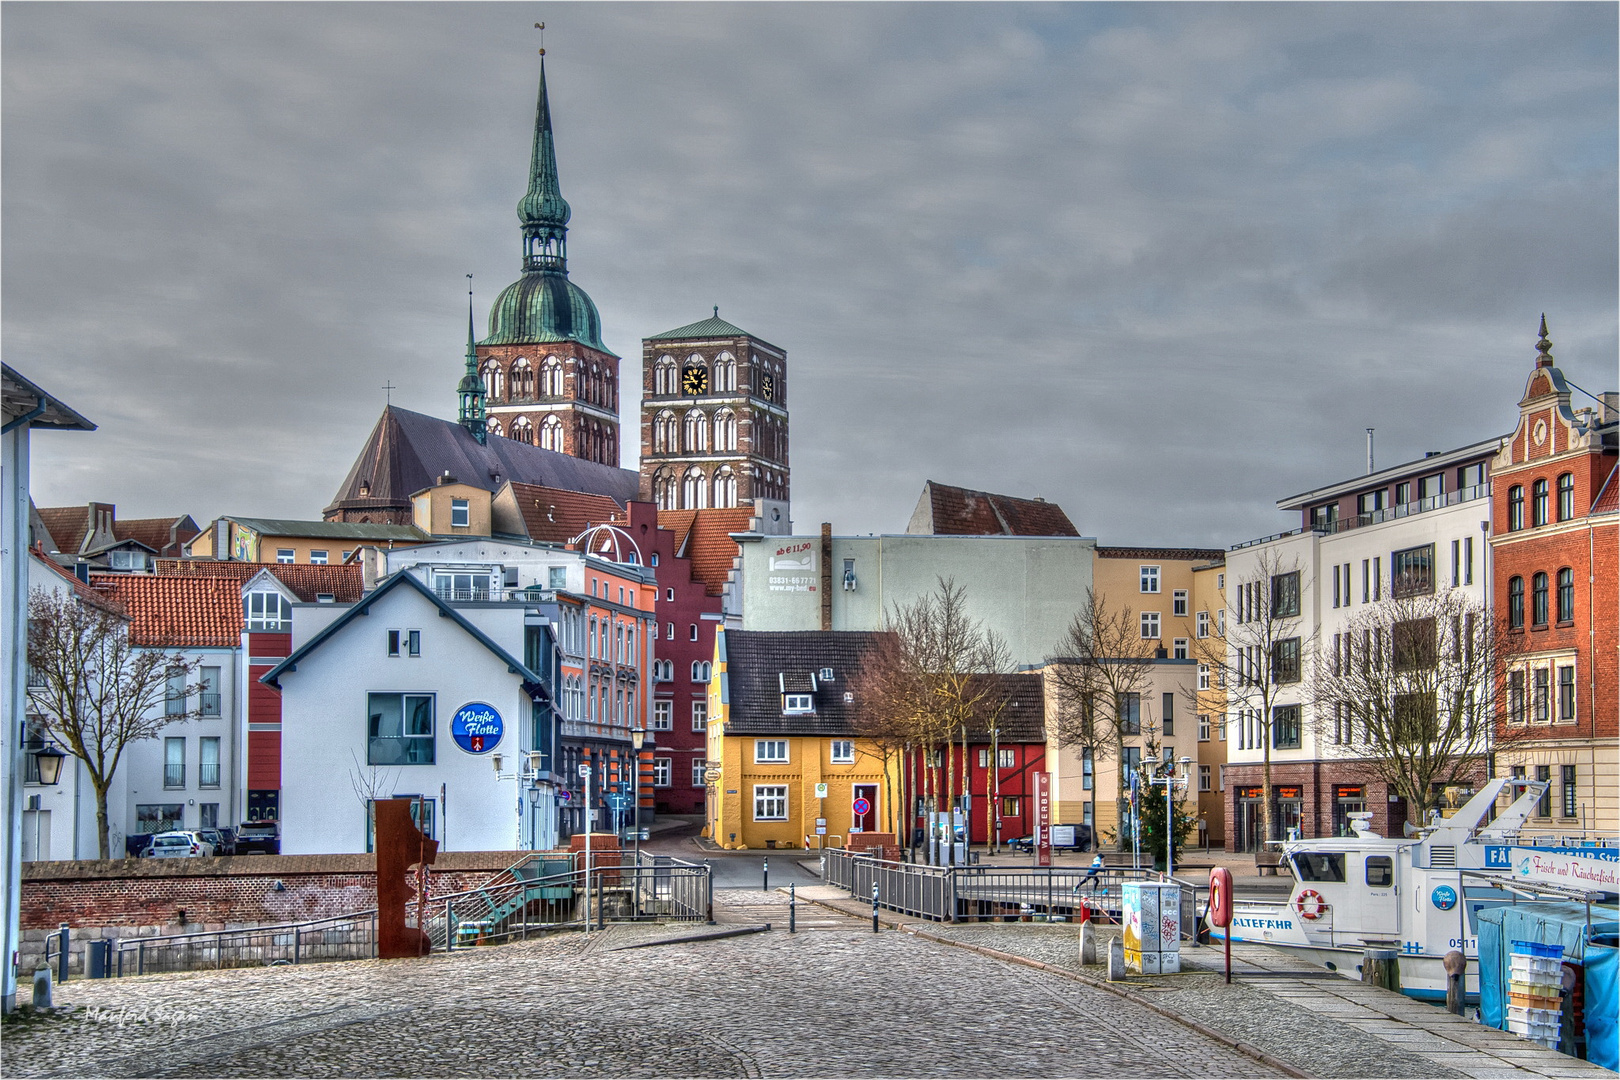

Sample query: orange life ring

[1295,889,1326,920]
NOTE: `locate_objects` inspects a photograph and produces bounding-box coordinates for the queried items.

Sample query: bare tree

[349,750,403,838]
[1311,588,1523,824]
[1046,589,1155,851]
[1190,551,1310,848]
[26,587,202,859]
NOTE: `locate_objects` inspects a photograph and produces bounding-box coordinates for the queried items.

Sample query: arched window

[480,359,504,400]
[654,410,677,453]
[713,466,737,508]
[511,358,534,400]
[1507,486,1524,531]
[605,428,616,466]
[1557,567,1574,622]
[605,370,617,411]
[655,356,677,395]
[654,470,677,511]
[486,416,503,439]
[589,364,601,406]
[1532,478,1549,527]
[1557,473,1575,521]
[691,660,711,683]
[1531,572,1549,627]
[714,352,736,392]
[713,409,737,452]
[682,466,708,509]
[683,409,708,454]
[541,357,564,397]
[511,415,534,444]
[1508,576,1524,629]
[539,414,564,452]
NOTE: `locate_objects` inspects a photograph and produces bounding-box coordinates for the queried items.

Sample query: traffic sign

[557,789,572,803]
[815,783,828,799]
[578,763,591,777]
[852,797,872,816]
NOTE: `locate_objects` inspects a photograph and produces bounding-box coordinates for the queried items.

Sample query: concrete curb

[609,924,770,950]
[797,894,1310,1079]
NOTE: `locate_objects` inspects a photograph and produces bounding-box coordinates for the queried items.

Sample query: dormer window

[245,590,292,631]
[451,499,470,528]
[783,693,814,714]
[819,667,835,682]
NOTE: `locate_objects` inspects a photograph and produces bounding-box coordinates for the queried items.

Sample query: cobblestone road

[9,891,1278,1079]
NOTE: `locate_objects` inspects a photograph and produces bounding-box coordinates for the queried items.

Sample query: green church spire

[457,275,487,443]
[518,59,570,274]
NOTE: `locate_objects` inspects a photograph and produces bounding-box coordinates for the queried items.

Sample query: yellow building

[705,628,895,850]
[187,515,429,564]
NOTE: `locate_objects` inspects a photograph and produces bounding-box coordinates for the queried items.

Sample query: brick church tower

[638,312,790,509]
[468,59,621,466]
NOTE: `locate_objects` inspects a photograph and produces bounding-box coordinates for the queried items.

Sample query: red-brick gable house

[1489,318,1618,838]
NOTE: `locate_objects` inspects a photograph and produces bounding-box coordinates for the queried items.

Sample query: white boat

[1208,777,1589,1003]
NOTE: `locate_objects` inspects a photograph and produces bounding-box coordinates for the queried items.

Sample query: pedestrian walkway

[796,885,1616,1079]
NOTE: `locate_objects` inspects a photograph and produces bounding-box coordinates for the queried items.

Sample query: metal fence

[822,849,1208,935]
[114,911,379,976]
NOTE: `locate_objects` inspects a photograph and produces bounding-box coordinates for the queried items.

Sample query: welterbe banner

[1508,847,1620,892]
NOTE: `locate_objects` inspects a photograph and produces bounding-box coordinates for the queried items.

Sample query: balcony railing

[199,763,221,788]
[1238,482,1493,550]
[164,697,186,717]
[435,586,490,602]
[164,764,186,788]
[200,692,221,716]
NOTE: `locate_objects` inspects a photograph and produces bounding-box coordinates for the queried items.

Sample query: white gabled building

[265,571,562,855]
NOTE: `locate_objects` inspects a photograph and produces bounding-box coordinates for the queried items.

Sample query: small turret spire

[518,34,570,275]
[458,275,487,443]
[1535,314,1554,368]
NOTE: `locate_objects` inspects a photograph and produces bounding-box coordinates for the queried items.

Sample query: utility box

[86,939,111,980]
[1122,882,1182,975]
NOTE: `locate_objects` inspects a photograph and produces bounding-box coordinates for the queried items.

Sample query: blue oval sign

[451,702,504,754]
[1431,884,1458,911]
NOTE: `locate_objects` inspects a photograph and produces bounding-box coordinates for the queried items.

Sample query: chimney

[437,471,457,486]
[820,523,833,631]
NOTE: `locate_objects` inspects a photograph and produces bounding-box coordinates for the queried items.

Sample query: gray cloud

[4,2,1614,547]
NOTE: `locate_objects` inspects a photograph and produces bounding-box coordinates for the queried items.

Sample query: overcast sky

[5,3,1615,546]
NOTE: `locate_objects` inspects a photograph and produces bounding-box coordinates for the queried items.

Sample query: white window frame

[830,739,855,764]
[783,693,814,714]
[652,700,673,730]
[753,784,788,821]
[1196,611,1209,639]
[1172,589,1188,616]
[1173,638,1188,660]
[1197,663,1210,691]
[1198,764,1212,792]
[276,548,295,564]
[754,740,789,764]
[450,499,470,528]
[691,661,711,683]
[692,758,708,787]
[1140,565,1161,593]
[652,757,672,788]
[1140,612,1161,639]
[1198,714,1210,741]
[692,700,708,732]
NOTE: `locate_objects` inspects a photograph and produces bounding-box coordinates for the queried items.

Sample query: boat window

[1366,855,1393,887]
[1292,853,1345,882]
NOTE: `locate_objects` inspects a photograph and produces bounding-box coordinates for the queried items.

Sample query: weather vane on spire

[535,21,545,56]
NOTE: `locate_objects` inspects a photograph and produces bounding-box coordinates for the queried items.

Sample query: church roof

[646,313,755,342]
[325,406,639,517]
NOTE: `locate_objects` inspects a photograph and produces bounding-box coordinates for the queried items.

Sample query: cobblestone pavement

[8,891,1278,1079]
[793,885,1616,1080]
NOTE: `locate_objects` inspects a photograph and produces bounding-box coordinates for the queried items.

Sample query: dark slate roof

[724,630,891,737]
[324,406,640,517]
[1096,545,1227,561]
[3,364,96,432]
[962,673,1046,744]
[911,481,1080,537]
[226,517,428,542]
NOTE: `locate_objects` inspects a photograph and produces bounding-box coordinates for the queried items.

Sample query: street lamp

[33,744,66,787]
[629,728,645,864]
[1145,756,1194,880]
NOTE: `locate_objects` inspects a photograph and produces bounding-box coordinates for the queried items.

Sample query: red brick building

[1489,318,1618,838]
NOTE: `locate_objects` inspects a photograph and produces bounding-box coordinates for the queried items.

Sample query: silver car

[144,831,215,858]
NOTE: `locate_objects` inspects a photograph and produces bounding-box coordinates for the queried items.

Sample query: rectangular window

[1562,765,1577,818]
[1373,557,1382,600]
[1271,637,1302,684]
[997,748,1015,768]
[1391,543,1435,598]
[1172,638,1188,660]
[1119,692,1141,735]
[548,566,567,590]
[1392,618,1437,672]
[1122,745,1141,781]
[1362,559,1370,604]
[782,693,814,714]
[831,740,855,764]
[1140,565,1160,593]
[1217,714,1227,741]
[200,666,221,716]
[1272,705,1301,750]
[1140,612,1160,639]
[690,624,699,642]
[1198,764,1211,792]
[136,804,185,834]
[1001,797,1020,818]
[1463,537,1473,585]
[653,757,672,788]
[1197,663,1210,691]
[1450,539,1460,588]
[692,700,708,732]
[199,737,221,788]
[977,747,990,768]
[1196,611,1209,638]
[1198,714,1210,741]
[165,673,187,716]
[1535,766,1551,817]
[309,549,328,565]
[164,737,186,788]
[1172,590,1188,616]
[1081,748,1093,791]
[1508,669,1527,723]
[754,739,789,764]
[1333,566,1341,608]
[1358,489,1386,516]
[1271,572,1301,618]
[277,548,295,564]
[367,693,435,765]
[753,785,788,820]
[407,630,421,657]
[1557,665,1576,721]
[388,630,401,657]
[1162,692,1175,736]
[1218,764,1226,791]
[652,700,672,730]
[1216,610,1225,636]
[1533,667,1550,723]
[450,499,470,528]
[199,803,219,829]
[692,758,708,787]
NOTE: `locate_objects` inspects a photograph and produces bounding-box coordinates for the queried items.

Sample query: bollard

[32,968,53,1009]
[1443,950,1466,1015]
[789,883,797,934]
[763,857,769,892]
[872,881,880,934]
[58,923,70,983]
[1362,948,1400,993]
[1107,936,1126,982]
[1079,919,1097,965]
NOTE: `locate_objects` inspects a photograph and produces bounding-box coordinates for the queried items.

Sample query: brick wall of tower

[475,341,621,466]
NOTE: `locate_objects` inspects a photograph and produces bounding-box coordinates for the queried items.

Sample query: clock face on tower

[760,373,774,401]
[682,366,708,395]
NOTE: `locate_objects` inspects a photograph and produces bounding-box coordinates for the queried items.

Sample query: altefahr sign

[1509,847,1620,891]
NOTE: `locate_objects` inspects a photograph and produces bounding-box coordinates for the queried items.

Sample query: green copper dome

[484,272,609,352]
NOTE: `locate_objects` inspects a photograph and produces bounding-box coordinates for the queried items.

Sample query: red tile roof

[32,548,126,615]
[113,516,202,557]
[92,576,243,648]
[35,506,88,554]
[660,508,753,595]
[506,482,625,546]
[1593,463,1619,516]
[1096,546,1226,562]
[915,481,1079,537]
[148,559,366,602]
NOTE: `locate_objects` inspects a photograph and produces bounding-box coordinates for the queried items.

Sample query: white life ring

[1294,888,1326,920]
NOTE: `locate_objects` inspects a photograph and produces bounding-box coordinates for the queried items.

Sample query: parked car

[125,833,154,859]
[234,820,280,855]
[198,827,235,856]
[144,831,214,858]
[1007,824,1093,854]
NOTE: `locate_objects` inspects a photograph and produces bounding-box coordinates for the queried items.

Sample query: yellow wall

[186,520,426,564]
[411,482,493,537]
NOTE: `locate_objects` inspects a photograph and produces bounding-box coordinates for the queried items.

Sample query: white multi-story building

[1223,438,1498,850]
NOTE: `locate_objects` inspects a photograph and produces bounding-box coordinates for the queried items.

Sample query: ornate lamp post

[630,728,645,863]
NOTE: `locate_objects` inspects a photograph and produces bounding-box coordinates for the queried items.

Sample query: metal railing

[199,762,221,787]
[113,911,379,976]
[200,692,222,716]
[822,849,1208,935]
[163,764,185,788]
